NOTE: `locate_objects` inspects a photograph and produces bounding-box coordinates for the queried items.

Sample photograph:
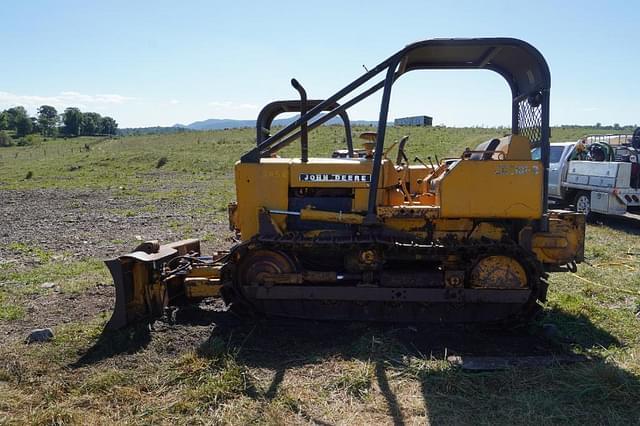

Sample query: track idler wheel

[470,255,528,289]
[469,250,545,322]
[228,249,298,316]
[239,249,297,286]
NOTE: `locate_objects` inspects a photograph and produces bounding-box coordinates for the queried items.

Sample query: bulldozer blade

[105,258,130,330]
[104,239,202,330]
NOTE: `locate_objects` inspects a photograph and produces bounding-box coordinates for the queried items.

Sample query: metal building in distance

[394,115,433,126]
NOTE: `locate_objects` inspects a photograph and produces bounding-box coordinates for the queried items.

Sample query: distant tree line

[117,126,193,136]
[559,123,638,131]
[0,105,118,146]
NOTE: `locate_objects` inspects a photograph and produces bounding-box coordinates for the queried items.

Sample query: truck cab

[533,142,575,199]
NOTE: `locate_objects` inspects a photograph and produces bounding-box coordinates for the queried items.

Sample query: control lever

[395,135,410,165]
[427,156,435,169]
[414,156,429,168]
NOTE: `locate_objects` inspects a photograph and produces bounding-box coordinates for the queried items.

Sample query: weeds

[0,300,25,320]
[329,361,374,399]
[0,257,108,295]
[8,242,52,263]
[79,369,132,394]
[188,357,250,409]
[156,156,168,168]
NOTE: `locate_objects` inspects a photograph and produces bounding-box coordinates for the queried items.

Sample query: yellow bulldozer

[105,38,585,329]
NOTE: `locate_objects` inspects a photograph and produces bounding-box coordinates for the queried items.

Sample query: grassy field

[0,126,639,425]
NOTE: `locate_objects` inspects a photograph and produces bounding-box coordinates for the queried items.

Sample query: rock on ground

[25,328,54,344]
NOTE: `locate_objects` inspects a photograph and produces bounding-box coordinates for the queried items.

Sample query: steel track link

[219,233,549,324]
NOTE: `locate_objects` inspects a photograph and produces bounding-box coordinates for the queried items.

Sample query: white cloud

[58,91,134,104]
[169,99,180,105]
[208,101,257,110]
[0,91,136,112]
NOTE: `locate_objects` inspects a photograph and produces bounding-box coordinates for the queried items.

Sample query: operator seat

[468,138,501,160]
[469,135,532,161]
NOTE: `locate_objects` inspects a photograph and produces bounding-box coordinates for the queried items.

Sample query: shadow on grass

[70,304,237,368]
[192,307,637,425]
[418,358,640,425]
[375,360,405,426]
[71,322,152,367]
[417,309,638,425]
[74,304,639,424]
[591,213,640,235]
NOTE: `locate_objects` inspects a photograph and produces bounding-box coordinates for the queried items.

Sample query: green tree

[99,116,118,135]
[62,107,83,137]
[81,112,102,135]
[5,106,29,130]
[30,117,40,135]
[37,105,58,137]
[0,130,12,147]
[14,114,33,137]
[0,111,9,130]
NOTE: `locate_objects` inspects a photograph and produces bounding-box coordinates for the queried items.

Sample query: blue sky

[1,0,638,128]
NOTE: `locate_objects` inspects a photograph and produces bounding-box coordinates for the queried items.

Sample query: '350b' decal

[299,173,371,183]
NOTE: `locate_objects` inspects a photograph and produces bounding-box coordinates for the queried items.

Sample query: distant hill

[120,115,381,135]
[174,119,255,130]
[175,115,380,131]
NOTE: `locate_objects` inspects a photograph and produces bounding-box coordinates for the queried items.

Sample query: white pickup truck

[533,135,640,217]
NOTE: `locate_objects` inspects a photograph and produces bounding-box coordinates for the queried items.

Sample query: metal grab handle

[395,135,410,165]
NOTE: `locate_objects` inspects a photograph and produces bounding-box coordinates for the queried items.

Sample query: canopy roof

[242,37,551,164]
[397,38,550,99]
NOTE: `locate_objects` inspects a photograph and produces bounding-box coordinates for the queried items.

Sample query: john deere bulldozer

[105,38,585,329]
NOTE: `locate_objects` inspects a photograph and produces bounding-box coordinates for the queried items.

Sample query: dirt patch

[0,188,232,263]
[0,188,233,346]
[0,285,114,345]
